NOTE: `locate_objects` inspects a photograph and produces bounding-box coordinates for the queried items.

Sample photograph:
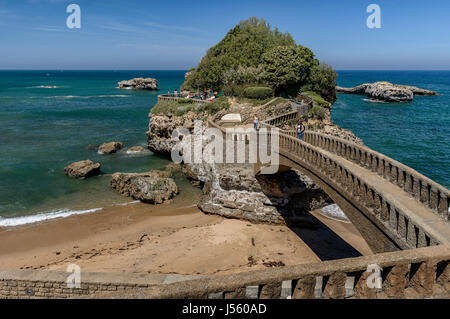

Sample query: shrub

[199,96,230,115]
[223,65,265,88]
[311,105,326,120]
[150,100,179,115]
[302,91,330,109]
[261,45,316,95]
[177,98,194,104]
[150,100,197,116]
[243,86,273,100]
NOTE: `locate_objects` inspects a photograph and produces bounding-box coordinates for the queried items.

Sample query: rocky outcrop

[98,142,124,154]
[336,81,439,102]
[177,123,331,224]
[146,111,197,155]
[118,78,158,90]
[64,160,101,179]
[110,171,178,204]
[165,162,183,177]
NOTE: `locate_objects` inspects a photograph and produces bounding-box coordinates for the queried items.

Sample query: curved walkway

[257,109,450,252]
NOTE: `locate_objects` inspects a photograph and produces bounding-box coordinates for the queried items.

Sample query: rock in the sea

[336,81,439,102]
[64,160,101,179]
[110,171,178,204]
[126,146,146,154]
[118,78,158,90]
[98,142,124,154]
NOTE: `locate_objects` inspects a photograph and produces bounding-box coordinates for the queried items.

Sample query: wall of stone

[0,271,201,299]
[1,246,448,299]
[146,245,450,299]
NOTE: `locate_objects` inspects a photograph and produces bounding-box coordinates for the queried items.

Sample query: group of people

[253,114,305,140]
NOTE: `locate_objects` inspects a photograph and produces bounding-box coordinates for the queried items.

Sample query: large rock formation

[110,171,178,204]
[98,142,124,154]
[118,78,158,90]
[336,81,439,102]
[146,100,333,224]
[146,111,197,155]
[64,160,101,179]
[176,123,331,224]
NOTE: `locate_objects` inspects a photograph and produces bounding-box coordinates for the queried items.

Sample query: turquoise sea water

[332,71,449,189]
[0,70,191,225]
[0,70,448,225]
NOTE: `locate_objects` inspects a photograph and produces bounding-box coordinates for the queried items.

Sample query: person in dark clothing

[297,119,305,140]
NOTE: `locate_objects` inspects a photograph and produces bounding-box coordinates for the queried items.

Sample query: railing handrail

[258,109,450,219]
[157,94,209,103]
[206,98,449,219]
[147,245,450,298]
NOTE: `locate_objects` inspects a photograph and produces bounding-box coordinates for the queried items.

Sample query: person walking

[297,119,305,140]
[253,114,259,131]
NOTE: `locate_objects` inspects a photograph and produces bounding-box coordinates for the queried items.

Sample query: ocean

[333,71,449,189]
[0,70,195,226]
[0,70,448,226]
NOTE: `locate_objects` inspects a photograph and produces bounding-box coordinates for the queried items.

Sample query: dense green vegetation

[243,86,273,99]
[150,97,230,116]
[311,104,326,120]
[301,63,337,102]
[182,17,337,103]
[302,91,330,109]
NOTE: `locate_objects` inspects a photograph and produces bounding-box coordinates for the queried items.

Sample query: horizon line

[1,69,450,72]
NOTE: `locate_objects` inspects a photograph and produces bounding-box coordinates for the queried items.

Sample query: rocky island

[118,77,158,90]
[146,18,360,225]
[336,81,439,102]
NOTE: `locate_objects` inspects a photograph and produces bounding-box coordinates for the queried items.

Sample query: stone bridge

[208,108,449,254]
[254,111,450,254]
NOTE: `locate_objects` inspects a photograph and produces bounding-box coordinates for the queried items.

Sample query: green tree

[307,63,337,102]
[261,45,316,96]
[182,17,295,91]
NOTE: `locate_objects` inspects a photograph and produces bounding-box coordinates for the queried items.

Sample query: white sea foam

[119,200,140,206]
[0,207,102,227]
[60,95,130,99]
[319,204,350,223]
[362,98,388,103]
[30,85,61,89]
[0,199,146,227]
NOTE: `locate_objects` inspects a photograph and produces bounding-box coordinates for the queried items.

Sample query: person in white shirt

[253,114,259,131]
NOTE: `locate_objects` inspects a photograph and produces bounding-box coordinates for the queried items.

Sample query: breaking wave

[0,207,103,227]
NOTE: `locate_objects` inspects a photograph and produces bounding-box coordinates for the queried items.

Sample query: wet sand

[0,201,321,275]
[0,198,372,275]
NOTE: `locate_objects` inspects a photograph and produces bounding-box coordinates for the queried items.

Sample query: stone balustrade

[148,245,449,299]
[275,132,449,249]
[260,110,449,221]
[302,131,450,221]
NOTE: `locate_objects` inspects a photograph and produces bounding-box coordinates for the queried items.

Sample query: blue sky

[0,0,449,70]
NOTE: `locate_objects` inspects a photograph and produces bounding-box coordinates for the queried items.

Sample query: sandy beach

[0,199,372,275]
